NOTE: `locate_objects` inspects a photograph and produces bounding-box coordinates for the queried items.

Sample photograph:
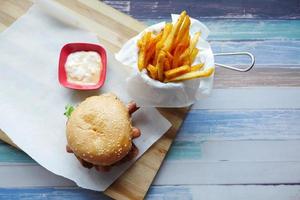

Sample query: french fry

[164,51,173,70]
[137,32,146,48]
[172,15,191,51]
[162,11,187,52]
[164,65,191,80]
[157,51,166,81]
[178,48,191,66]
[137,33,146,65]
[147,64,158,80]
[178,33,194,66]
[178,33,191,66]
[154,23,172,64]
[137,39,143,49]
[137,48,146,71]
[182,30,190,48]
[166,67,214,82]
[191,63,204,71]
[172,43,186,68]
[156,23,173,50]
[145,42,156,67]
[144,32,162,66]
[189,31,201,54]
[142,32,152,46]
[153,31,163,43]
[147,42,159,66]
[190,48,199,64]
[138,32,152,71]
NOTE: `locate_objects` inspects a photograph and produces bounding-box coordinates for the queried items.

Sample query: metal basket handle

[214,52,255,72]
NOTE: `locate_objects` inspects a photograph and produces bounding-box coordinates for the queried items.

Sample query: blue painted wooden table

[1,0,300,199]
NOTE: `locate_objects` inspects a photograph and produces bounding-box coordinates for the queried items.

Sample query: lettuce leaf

[64,104,74,118]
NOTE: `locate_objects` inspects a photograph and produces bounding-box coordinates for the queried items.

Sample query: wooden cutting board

[0,0,189,199]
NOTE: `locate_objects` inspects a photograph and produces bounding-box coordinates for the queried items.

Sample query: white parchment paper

[0,5,171,191]
[116,15,215,107]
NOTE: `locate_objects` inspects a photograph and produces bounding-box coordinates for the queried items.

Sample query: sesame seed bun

[66,93,133,166]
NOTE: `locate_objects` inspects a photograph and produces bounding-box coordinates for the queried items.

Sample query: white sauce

[65,51,102,85]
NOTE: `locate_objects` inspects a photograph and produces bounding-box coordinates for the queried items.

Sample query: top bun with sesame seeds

[66,93,134,166]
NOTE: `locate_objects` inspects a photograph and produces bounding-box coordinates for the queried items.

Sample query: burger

[65,93,141,171]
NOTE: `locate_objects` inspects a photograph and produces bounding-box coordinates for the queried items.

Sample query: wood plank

[0,10,16,27]
[178,109,300,140]
[1,185,300,200]
[192,87,300,109]
[211,41,300,65]
[0,0,32,20]
[207,20,300,41]
[0,141,33,163]
[215,67,300,88]
[148,185,300,200]
[103,0,130,14]
[0,0,32,29]
[167,140,300,161]
[103,0,300,20]
[154,161,300,185]
[0,187,108,200]
[1,140,300,187]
